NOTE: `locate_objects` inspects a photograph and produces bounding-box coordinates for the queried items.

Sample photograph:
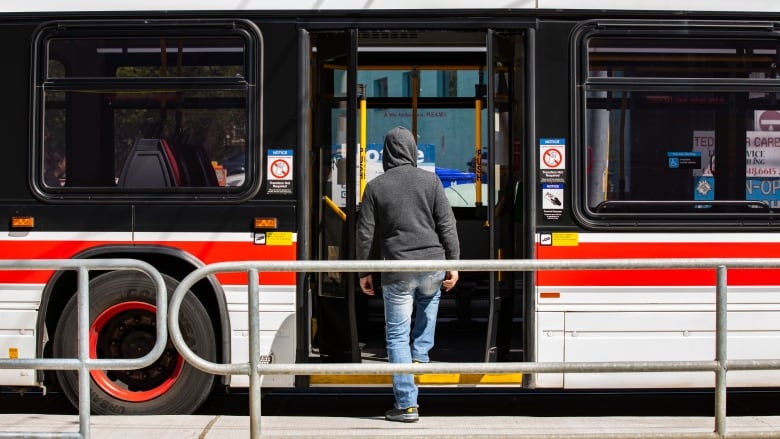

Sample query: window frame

[31,19,263,203]
[572,20,780,229]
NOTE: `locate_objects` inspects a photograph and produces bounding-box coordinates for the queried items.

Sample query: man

[356,126,460,423]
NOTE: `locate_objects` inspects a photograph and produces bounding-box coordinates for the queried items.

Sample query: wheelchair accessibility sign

[667,151,701,169]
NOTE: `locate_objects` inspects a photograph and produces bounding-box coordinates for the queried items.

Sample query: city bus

[1,0,780,415]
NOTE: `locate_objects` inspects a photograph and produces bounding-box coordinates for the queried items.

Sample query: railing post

[77,265,91,439]
[0,259,165,439]
[248,268,262,438]
[165,258,780,439]
[714,265,728,438]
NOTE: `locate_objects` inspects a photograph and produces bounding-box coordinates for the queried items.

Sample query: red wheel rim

[89,301,184,402]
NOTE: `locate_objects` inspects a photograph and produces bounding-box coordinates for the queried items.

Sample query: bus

[1,0,780,415]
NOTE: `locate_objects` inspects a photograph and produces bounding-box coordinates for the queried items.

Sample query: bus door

[309,30,361,363]
[308,29,526,366]
[483,31,525,362]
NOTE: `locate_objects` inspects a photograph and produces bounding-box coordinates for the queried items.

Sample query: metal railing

[0,259,167,439]
[169,258,780,439]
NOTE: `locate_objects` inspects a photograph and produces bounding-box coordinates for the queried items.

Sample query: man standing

[356,126,460,422]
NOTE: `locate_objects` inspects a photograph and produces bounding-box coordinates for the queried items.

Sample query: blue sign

[746,177,780,208]
[540,138,565,145]
[667,151,701,169]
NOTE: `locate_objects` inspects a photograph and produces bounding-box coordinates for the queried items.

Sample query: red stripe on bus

[536,241,780,286]
[0,239,296,285]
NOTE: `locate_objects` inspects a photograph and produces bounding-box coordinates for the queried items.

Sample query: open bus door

[443,30,523,362]
[308,29,526,370]
[483,30,525,362]
[310,30,361,363]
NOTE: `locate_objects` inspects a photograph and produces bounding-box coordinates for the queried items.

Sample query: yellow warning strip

[309,373,522,386]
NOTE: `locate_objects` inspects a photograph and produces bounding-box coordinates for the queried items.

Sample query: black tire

[53,271,216,415]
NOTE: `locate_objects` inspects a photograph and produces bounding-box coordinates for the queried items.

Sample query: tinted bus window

[587,37,779,79]
[47,37,245,78]
[37,26,257,197]
[582,32,780,217]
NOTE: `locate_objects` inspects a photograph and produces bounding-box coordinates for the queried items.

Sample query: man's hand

[442,270,459,291]
[359,274,375,296]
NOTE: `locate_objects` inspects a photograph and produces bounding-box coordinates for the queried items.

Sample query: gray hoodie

[356,126,460,281]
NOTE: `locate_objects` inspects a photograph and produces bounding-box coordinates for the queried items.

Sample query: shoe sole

[386,416,419,423]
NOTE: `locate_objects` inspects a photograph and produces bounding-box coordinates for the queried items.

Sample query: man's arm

[360,274,375,296]
[431,182,460,292]
[356,189,378,294]
[442,270,459,291]
[432,183,460,261]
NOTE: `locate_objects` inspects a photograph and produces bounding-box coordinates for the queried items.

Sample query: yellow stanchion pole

[359,85,367,202]
[474,85,483,207]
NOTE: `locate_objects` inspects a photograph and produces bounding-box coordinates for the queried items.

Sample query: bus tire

[53,271,216,415]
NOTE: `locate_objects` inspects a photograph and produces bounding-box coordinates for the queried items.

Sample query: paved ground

[2,414,780,438]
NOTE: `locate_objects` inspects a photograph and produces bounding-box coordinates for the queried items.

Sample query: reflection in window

[47,37,245,79]
[41,33,250,191]
[584,34,780,215]
[587,37,779,79]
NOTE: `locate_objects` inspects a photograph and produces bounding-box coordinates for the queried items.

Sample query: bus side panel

[0,22,34,200]
[559,310,780,388]
[536,235,780,388]
[0,309,37,385]
[134,202,298,388]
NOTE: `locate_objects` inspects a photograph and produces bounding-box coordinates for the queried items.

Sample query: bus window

[581,33,780,217]
[36,26,259,198]
[47,36,246,79]
[587,37,779,79]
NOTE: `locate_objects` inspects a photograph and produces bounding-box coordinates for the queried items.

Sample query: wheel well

[40,247,229,387]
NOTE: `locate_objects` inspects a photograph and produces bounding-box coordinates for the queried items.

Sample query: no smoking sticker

[539,138,566,170]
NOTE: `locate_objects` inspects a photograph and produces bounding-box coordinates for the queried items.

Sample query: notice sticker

[667,151,701,169]
[542,184,564,210]
[266,231,293,246]
[267,149,293,195]
[539,138,566,170]
[552,232,579,247]
[541,183,564,220]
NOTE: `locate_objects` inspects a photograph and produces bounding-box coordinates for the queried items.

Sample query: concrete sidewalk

[2,414,780,438]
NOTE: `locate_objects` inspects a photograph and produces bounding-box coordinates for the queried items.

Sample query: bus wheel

[53,271,216,415]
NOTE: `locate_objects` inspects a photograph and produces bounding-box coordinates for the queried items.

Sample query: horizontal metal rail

[0,259,167,439]
[168,258,780,438]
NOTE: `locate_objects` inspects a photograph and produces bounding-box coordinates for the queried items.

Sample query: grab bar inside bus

[323,195,347,222]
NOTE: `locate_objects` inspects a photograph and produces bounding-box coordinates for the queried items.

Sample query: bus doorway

[307,29,526,370]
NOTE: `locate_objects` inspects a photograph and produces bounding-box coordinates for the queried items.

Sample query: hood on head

[382,126,418,171]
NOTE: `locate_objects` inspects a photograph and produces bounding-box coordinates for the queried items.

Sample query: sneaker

[385,407,419,422]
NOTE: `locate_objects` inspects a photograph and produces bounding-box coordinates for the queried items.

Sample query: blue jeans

[382,271,445,409]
